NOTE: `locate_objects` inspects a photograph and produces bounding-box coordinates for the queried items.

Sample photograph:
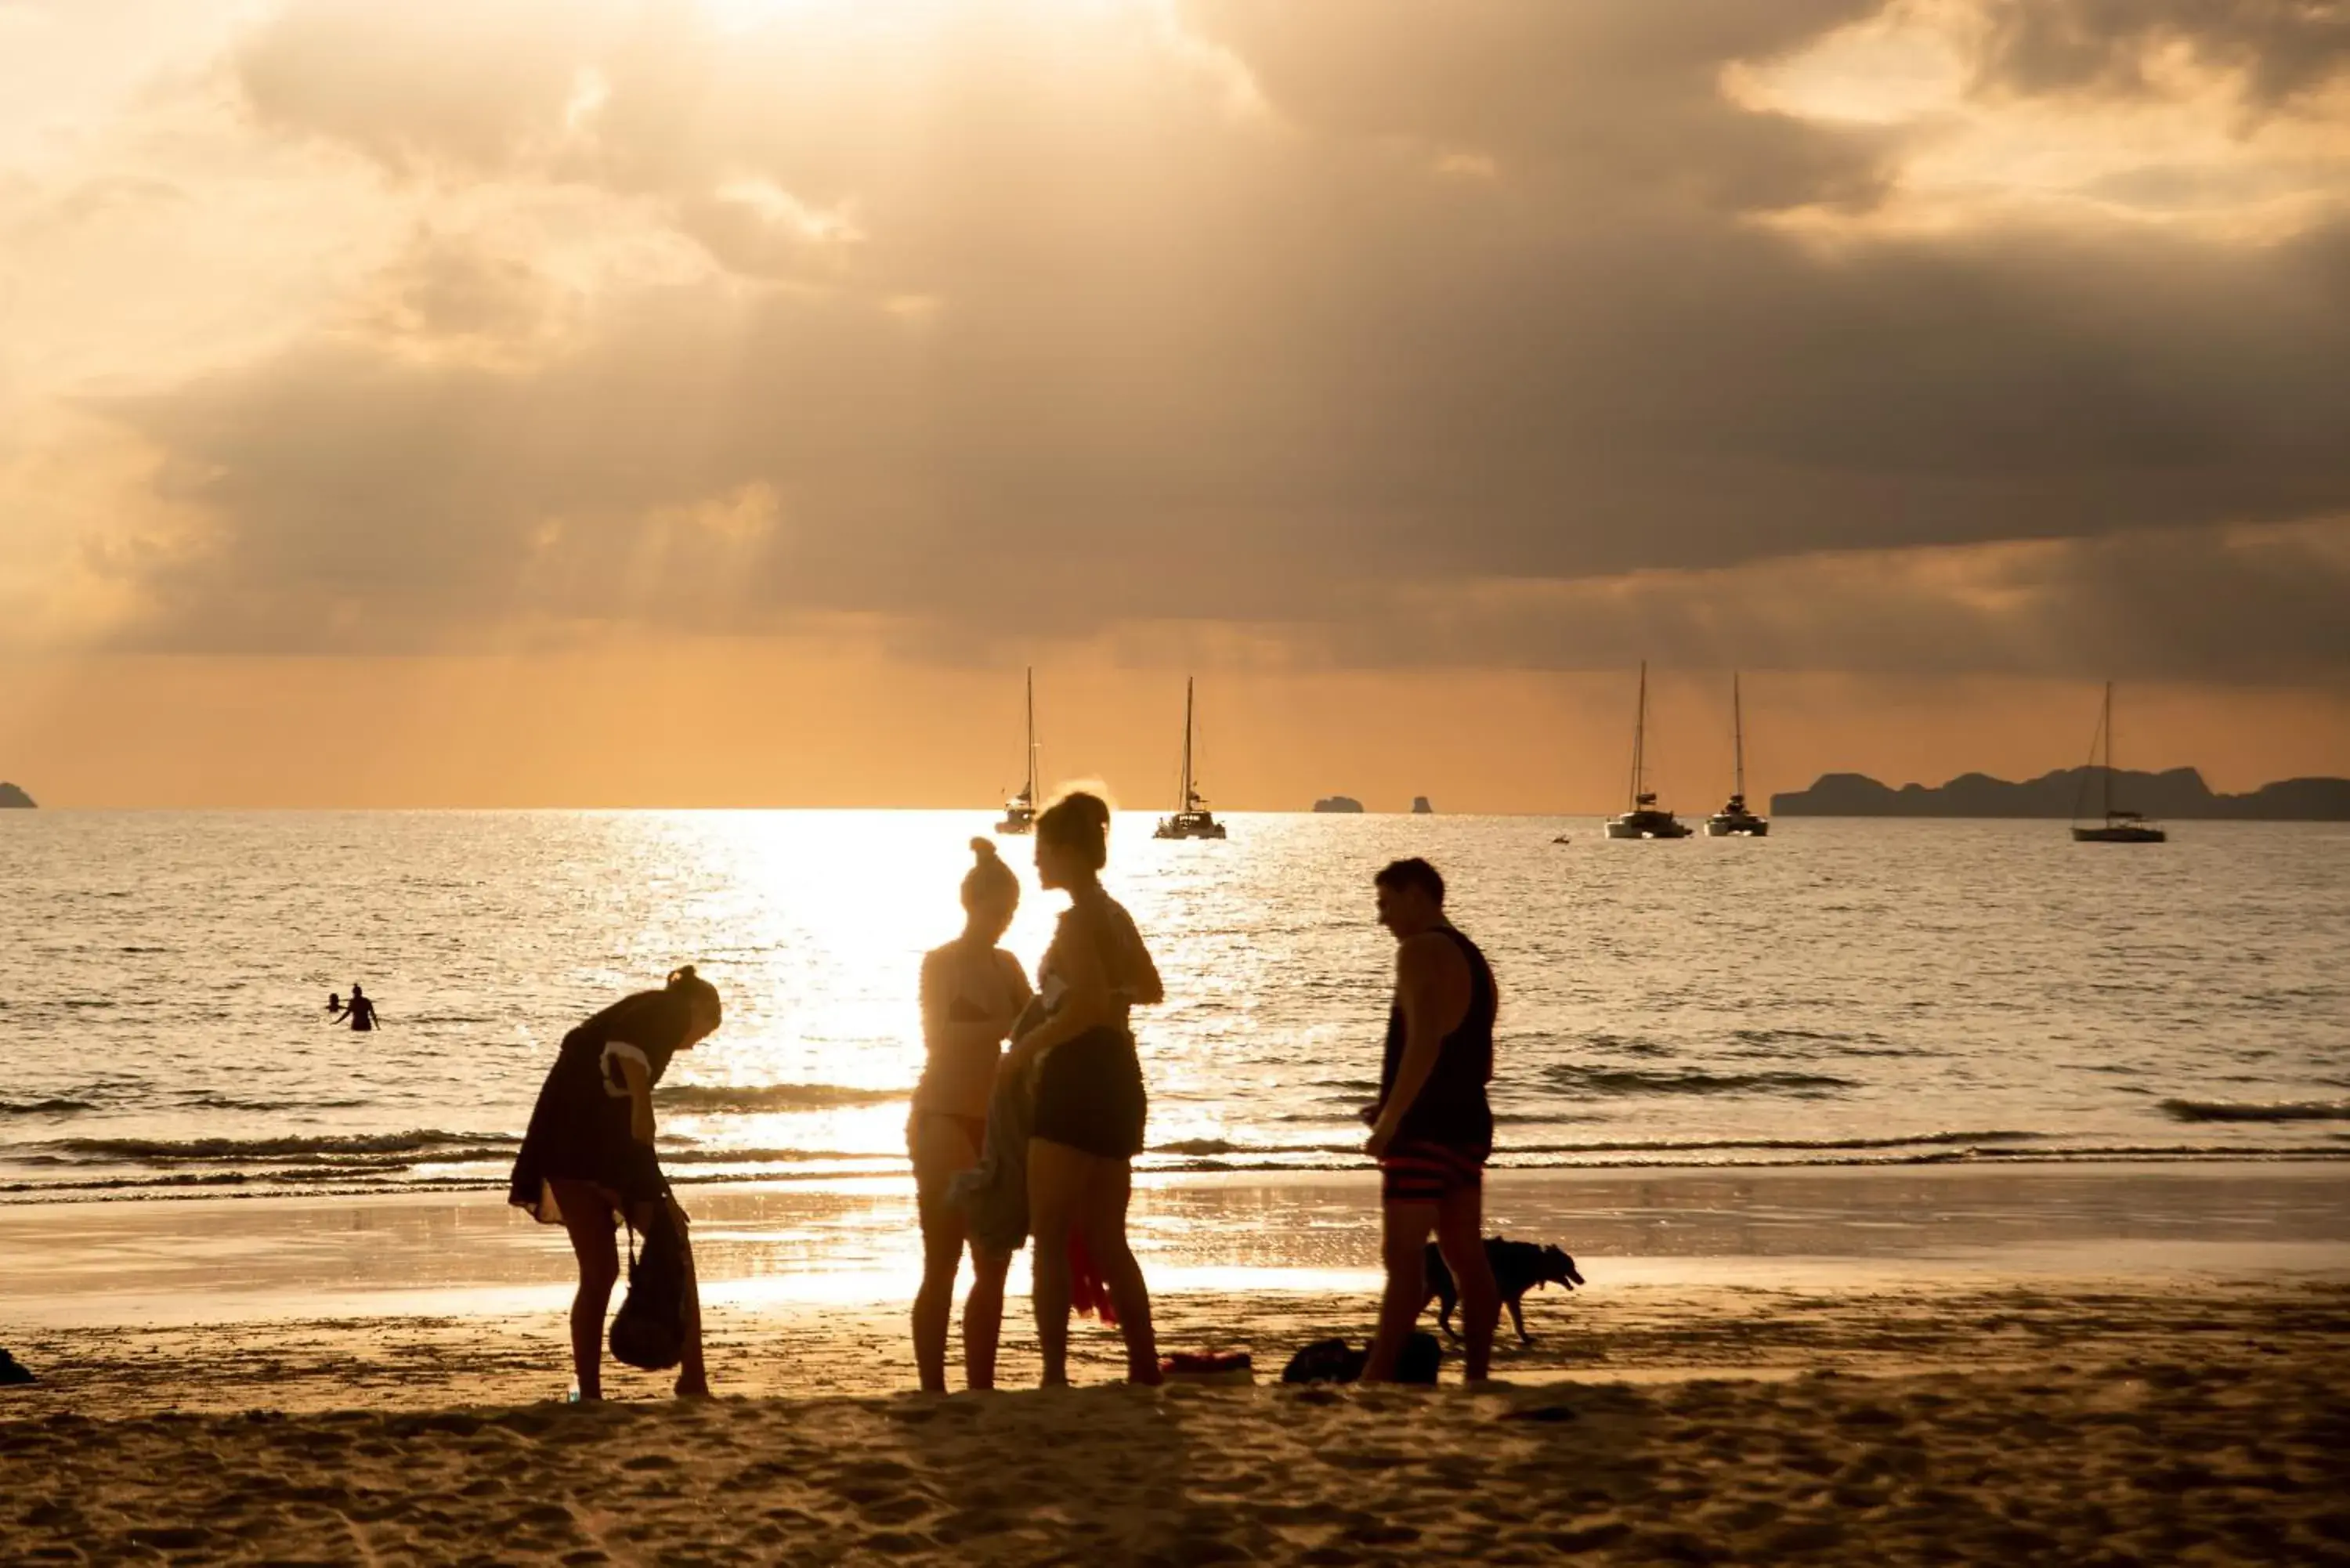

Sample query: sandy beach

[6,1279,2348,1563]
[7,1165,2349,1562]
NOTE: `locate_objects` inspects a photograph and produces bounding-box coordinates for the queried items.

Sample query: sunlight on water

[2,811,2348,1200]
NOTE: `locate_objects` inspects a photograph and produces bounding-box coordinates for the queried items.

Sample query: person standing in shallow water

[1004,790,1166,1386]
[508,965,721,1400]
[324,985,378,1030]
[909,839,1032,1393]
[1361,858,1502,1382]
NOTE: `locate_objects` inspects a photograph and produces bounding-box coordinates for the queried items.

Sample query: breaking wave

[41,1129,517,1163]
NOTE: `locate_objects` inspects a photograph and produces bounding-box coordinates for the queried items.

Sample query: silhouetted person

[342,985,379,1032]
[508,965,723,1400]
[324,992,344,1021]
[1007,791,1166,1386]
[1361,858,1502,1383]
[909,839,1032,1393]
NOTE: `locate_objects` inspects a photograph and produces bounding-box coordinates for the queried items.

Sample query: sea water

[2,811,2346,1200]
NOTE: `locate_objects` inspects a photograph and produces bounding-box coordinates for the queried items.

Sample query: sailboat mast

[2100,681,2113,822]
[1630,661,1649,807]
[1732,672,1745,800]
[1023,667,1036,800]
[1181,677,1196,810]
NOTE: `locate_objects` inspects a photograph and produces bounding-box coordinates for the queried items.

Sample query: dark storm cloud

[85,0,2350,678]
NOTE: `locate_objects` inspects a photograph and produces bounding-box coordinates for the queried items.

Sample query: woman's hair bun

[667,963,699,988]
[969,836,998,860]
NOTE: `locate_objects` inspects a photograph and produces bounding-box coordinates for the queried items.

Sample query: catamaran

[993,667,1039,836]
[1705,672,1769,837]
[2072,681,2166,844]
[1605,661,1693,840]
[1153,677,1227,840]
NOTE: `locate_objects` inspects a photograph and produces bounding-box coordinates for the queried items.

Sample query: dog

[1422,1237,1584,1344]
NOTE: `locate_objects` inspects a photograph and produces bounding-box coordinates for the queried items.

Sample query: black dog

[1422,1237,1583,1344]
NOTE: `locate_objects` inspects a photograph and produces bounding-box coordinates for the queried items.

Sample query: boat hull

[2072,825,2167,843]
[1606,811,1692,840]
[993,818,1034,836]
[1704,817,1769,837]
[1155,811,1227,840]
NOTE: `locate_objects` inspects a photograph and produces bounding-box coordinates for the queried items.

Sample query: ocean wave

[42,1129,518,1162]
[172,1093,375,1114]
[2160,1097,2350,1124]
[1544,1065,1857,1097]
[0,1097,95,1116]
[656,1083,904,1113]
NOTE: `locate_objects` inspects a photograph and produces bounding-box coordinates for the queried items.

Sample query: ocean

[4,810,2346,1202]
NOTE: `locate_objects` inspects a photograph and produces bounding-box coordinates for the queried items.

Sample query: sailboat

[1705,673,1769,837]
[993,668,1039,835]
[1153,677,1227,840]
[1605,661,1692,840]
[2071,681,2167,844]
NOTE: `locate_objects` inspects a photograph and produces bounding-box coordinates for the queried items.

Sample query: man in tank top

[1360,857,1502,1382]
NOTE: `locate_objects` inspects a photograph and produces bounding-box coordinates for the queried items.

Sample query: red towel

[1067,1233,1119,1327]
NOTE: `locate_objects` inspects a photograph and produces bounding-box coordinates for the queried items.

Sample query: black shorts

[1031,1028,1147,1160]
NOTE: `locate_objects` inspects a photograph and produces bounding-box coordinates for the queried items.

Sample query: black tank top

[1378,925,1496,1155]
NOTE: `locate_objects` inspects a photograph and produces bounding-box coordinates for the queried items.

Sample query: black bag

[609,1204,688,1371]
[1278,1332,1441,1386]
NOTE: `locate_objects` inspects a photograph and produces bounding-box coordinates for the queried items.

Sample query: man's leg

[1361,1195,1439,1383]
[1433,1180,1499,1382]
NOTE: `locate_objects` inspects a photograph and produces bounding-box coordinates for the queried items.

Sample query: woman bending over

[509,965,721,1400]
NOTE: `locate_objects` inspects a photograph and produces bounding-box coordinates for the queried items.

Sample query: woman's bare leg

[1075,1154,1160,1385]
[909,1116,978,1393]
[554,1183,619,1400]
[964,1246,1010,1391]
[1027,1138,1085,1386]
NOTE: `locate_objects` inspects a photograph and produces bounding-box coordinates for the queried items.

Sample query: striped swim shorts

[1378,1139,1485,1205]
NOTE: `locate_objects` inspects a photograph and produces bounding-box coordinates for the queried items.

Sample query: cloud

[5,0,2344,686]
[1969,0,2350,110]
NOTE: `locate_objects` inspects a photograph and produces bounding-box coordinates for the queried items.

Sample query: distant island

[0,782,34,809]
[1412,797,1434,815]
[1312,796,1365,814]
[1773,768,2350,820]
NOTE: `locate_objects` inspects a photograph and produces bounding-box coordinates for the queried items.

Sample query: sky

[2,0,2348,809]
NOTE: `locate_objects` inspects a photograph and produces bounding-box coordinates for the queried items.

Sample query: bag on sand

[1280,1333,1441,1386]
[609,1205,687,1371]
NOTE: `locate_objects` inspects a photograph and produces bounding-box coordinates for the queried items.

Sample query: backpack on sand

[1280,1332,1441,1386]
[609,1205,688,1371]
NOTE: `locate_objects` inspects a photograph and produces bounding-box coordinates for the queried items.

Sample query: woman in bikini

[508,964,721,1400]
[909,838,1032,1392]
[1003,791,1165,1386]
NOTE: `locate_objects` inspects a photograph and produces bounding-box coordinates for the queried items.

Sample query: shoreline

[8,1162,2348,1562]
[6,1161,2348,1331]
[11,1141,2350,1206]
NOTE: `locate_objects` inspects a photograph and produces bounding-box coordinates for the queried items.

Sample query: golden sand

[5,1279,2346,1563]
